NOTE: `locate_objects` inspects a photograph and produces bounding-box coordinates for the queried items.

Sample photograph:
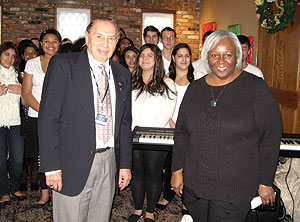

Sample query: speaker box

[246,185,281,222]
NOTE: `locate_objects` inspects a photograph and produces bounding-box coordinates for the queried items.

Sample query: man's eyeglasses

[162,36,176,41]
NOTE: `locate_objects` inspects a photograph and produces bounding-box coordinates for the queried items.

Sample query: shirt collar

[87,50,110,73]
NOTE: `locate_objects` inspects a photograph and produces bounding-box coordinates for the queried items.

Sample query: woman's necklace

[210,85,228,107]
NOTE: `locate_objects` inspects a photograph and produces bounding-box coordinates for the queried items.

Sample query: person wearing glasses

[160,27,177,76]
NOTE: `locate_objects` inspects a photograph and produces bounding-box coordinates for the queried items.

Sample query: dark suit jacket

[38,49,132,196]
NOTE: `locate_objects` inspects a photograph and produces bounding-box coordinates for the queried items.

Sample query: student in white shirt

[129,44,176,222]
[193,30,214,80]
[0,42,26,205]
[22,29,61,208]
[160,27,177,75]
[237,35,264,79]
[157,43,195,221]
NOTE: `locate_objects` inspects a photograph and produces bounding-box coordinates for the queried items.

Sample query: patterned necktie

[96,64,113,145]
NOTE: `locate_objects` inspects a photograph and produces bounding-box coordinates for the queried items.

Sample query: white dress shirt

[244,63,264,79]
[163,56,171,76]
[88,51,116,149]
[193,58,209,80]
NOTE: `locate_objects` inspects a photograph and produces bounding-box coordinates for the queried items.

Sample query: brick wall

[1,0,201,59]
[176,0,201,59]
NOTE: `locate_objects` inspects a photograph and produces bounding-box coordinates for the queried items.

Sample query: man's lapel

[110,60,127,136]
[73,49,95,116]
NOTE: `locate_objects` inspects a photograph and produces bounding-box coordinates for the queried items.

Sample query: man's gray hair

[201,30,243,73]
[86,17,120,40]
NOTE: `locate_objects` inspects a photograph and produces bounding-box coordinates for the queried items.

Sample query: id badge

[95,113,108,126]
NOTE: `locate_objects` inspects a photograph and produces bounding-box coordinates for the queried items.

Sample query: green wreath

[255,0,297,34]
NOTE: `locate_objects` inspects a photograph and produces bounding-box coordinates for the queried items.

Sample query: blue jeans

[0,125,24,196]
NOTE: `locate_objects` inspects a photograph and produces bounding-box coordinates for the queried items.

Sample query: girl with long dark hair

[129,44,176,222]
[157,43,194,220]
[0,42,26,205]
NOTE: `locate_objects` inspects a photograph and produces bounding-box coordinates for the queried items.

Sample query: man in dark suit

[38,18,132,221]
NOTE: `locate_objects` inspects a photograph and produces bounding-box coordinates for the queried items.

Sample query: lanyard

[90,66,111,103]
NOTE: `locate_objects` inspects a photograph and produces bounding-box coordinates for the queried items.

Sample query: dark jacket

[38,49,132,196]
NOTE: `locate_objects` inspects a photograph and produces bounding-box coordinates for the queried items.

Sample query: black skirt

[25,117,39,160]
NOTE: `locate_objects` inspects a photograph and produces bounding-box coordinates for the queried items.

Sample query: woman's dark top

[171,71,282,199]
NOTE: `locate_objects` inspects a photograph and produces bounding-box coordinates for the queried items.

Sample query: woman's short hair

[39,29,62,42]
[169,43,194,83]
[39,29,62,54]
[201,30,243,73]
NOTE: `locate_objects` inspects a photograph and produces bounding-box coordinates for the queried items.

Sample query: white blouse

[0,65,21,127]
[132,77,177,129]
[24,56,45,118]
[172,83,189,123]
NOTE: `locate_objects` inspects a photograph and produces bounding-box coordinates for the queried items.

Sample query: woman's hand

[0,82,8,96]
[7,82,22,95]
[171,169,184,197]
[258,185,276,206]
[169,119,176,128]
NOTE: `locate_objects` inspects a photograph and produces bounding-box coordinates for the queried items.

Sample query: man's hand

[46,171,63,192]
[258,185,276,206]
[171,169,184,197]
[118,169,131,191]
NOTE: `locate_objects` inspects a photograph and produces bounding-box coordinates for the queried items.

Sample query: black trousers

[131,149,168,213]
[184,186,255,222]
[27,117,47,190]
[161,151,175,202]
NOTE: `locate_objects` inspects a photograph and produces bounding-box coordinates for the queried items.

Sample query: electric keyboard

[279,133,300,157]
[132,126,174,151]
[132,127,300,156]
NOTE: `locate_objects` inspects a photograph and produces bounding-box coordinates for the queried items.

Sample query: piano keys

[132,127,300,157]
[279,133,300,157]
[132,126,174,151]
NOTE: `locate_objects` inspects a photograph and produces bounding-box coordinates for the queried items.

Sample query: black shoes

[11,192,27,201]
[128,213,143,222]
[32,199,50,209]
[156,201,170,210]
[128,212,155,222]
